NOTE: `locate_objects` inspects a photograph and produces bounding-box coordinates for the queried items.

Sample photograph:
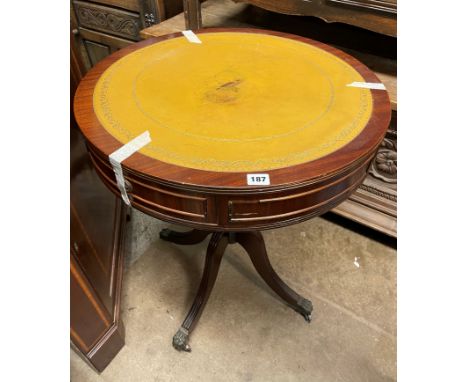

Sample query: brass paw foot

[159,228,172,241]
[172,328,191,352]
[295,298,313,323]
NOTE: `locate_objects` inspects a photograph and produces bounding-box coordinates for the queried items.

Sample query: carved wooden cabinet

[71,0,183,69]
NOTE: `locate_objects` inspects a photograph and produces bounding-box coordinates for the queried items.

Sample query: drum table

[74,28,391,352]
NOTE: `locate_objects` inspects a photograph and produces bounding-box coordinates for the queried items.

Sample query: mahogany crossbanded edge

[73,28,392,191]
[87,140,375,231]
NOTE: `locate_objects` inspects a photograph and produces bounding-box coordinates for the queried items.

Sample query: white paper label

[109,131,151,205]
[182,30,202,44]
[346,81,386,90]
[247,174,270,186]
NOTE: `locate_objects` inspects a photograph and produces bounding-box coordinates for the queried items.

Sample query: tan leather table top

[93,31,373,172]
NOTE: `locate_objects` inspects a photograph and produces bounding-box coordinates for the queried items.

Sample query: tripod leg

[172,232,229,351]
[236,231,312,322]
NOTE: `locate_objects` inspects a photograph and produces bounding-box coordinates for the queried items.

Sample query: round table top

[75,28,391,190]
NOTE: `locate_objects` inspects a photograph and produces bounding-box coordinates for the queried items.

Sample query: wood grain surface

[232,0,396,36]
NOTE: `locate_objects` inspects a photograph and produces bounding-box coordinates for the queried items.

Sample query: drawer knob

[124,179,133,192]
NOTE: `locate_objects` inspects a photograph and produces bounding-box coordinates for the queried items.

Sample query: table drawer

[73,1,142,41]
[129,178,209,222]
[88,149,215,225]
[227,164,368,226]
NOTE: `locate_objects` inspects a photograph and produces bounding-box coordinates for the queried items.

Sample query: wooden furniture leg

[172,232,229,351]
[164,229,312,351]
[160,228,210,245]
[236,231,313,322]
[183,0,202,30]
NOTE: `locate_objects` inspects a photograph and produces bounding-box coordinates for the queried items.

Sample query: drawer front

[74,1,142,41]
[88,149,217,225]
[227,162,369,227]
[129,177,211,223]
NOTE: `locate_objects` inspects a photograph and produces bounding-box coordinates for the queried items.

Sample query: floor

[71,210,396,382]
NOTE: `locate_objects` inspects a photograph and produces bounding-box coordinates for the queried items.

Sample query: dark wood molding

[328,0,396,14]
[233,0,396,36]
[183,0,202,30]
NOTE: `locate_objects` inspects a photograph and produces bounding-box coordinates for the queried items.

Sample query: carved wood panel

[335,110,396,236]
[369,131,396,183]
[72,1,183,69]
[73,0,142,41]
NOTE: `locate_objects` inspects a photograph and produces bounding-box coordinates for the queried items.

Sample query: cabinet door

[71,2,135,69]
